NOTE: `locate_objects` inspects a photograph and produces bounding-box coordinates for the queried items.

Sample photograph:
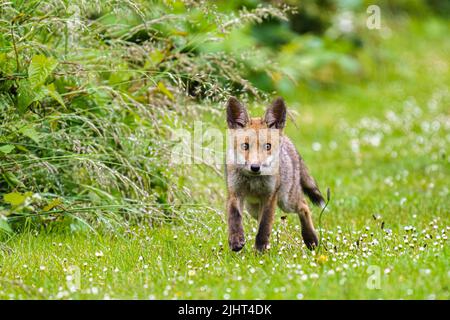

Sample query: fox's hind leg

[296,199,319,250]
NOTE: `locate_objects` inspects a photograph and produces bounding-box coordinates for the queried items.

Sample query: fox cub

[225,96,325,252]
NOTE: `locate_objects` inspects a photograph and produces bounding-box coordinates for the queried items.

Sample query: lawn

[0,6,449,299]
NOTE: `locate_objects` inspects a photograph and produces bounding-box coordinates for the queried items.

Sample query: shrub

[0,0,289,233]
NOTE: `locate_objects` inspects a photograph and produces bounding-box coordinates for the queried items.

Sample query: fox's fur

[225,96,324,252]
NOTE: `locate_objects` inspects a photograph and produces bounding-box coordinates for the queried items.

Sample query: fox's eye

[241,143,249,151]
[264,143,271,151]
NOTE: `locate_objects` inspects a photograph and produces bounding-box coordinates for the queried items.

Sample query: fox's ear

[265,97,286,129]
[226,97,249,128]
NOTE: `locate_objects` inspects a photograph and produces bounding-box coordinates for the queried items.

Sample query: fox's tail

[299,157,325,207]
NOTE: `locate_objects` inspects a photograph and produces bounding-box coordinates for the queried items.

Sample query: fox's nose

[250,164,260,173]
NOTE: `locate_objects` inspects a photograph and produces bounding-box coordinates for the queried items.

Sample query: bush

[0,0,291,233]
[1,0,411,234]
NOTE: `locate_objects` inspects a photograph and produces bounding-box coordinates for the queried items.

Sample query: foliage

[0,0,293,233]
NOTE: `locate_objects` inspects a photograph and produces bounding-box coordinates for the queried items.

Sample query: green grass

[0,220,448,299]
[0,14,449,299]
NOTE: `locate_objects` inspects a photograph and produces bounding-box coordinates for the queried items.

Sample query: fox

[225,96,325,252]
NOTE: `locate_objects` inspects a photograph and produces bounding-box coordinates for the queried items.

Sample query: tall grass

[0,0,290,233]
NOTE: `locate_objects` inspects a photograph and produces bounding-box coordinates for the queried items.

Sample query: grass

[0,13,449,299]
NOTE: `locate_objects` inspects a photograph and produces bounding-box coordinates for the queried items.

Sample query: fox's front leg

[255,194,277,252]
[227,193,245,252]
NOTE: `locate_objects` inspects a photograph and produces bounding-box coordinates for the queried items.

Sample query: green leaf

[45,83,66,108]
[0,145,15,154]
[34,86,46,101]
[20,126,40,144]
[157,81,174,101]
[3,192,26,207]
[17,80,36,113]
[43,198,62,212]
[146,50,165,67]
[108,63,132,86]
[0,217,13,234]
[28,54,58,89]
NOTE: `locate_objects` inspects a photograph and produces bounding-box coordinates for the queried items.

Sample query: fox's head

[226,97,286,176]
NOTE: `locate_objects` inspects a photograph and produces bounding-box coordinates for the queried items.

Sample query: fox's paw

[229,233,245,252]
[255,236,270,253]
[302,229,319,250]
[255,242,270,253]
